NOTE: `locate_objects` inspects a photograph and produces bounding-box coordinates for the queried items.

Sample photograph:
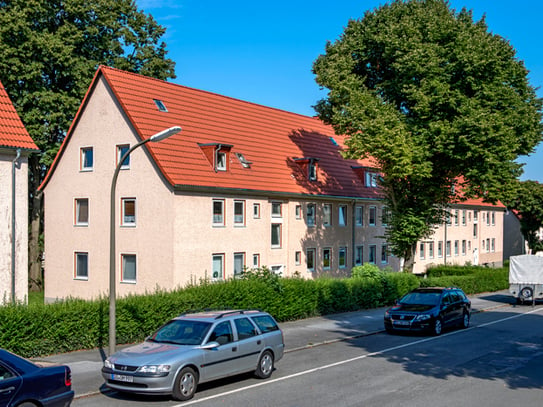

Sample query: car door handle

[257,340,262,345]
[0,387,15,393]
[232,347,237,352]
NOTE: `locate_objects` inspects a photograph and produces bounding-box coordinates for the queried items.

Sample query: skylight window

[329,137,338,146]
[153,99,168,112]
[236,152,252,168]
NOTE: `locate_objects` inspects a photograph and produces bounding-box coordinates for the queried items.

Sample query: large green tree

[505,180,543,253]
[0,0,175,290]
[313,0,542,269]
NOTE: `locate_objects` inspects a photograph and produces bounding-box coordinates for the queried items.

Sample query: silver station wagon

[102,309,285,401]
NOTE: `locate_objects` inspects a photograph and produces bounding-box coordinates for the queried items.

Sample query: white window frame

[253,203,260,219]
[355,206,363,227]
[308,161,317,181]
[213,199,225,226]
[323,204,332,227]
[339,247,347,268]
[271,202,282,218]
[295,251,302,266]
[419,242,425,260]
[121,198,136,227]
[74,252,88,280]
[428,242,434,259]
[355,245,363,265]
[212,254,224,280]
[462,240,467,256]
[234,200,245,226]
[116,144,130,169]
[271,223,282,248]
[233,252,245,277]
[80,146,93,171]
[369,245,377,264]
[438,241,443,258]
[454,240,459,256]
[121,253,137,283]
[216,151,226,171]
[252,254,260,268]
[338,205,347,227]
[74,198,89,226]
[295,205,302,219]
[365,171,378,187]
[306,204,316,227]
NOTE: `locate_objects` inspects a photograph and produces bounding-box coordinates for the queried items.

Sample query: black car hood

[389,303,436,313]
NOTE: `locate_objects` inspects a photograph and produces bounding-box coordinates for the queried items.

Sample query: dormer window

[294,157,319,181]
[352,166,381,188]
[366,171,379,188]
[199,143,233,172]
[153,99,168,112]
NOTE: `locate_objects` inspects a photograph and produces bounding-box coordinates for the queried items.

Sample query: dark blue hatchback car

[0,349,74,407]
[384,287,471,335]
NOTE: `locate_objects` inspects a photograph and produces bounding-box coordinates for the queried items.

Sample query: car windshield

[400,291,441,306]
[148,320,212,345]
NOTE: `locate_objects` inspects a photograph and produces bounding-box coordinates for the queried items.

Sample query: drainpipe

[11,149,21,304]
[351,200,356,268]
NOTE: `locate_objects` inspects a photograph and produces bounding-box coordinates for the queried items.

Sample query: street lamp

[109,126,182,356]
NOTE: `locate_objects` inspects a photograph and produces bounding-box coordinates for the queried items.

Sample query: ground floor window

[306,248,316,271]
[75,252,88,280]
[121,254,137,283]
[369,245,376,264]
[212,254,224,280]
[234,252,245,277]
[339,247,347,268]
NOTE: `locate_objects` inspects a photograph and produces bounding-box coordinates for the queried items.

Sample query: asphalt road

[70,293,543,407]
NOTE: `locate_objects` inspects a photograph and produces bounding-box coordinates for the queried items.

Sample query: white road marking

[176,306,543,406]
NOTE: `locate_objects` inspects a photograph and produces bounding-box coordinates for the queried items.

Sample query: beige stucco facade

[0,150,31,304]
[42,75,506,302]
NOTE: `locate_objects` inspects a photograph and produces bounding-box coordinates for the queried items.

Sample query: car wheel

[433,318,443,336]
[255,350,274,379]
[520,287,533,301]
[461,312,470,329]
[172,367,198,401]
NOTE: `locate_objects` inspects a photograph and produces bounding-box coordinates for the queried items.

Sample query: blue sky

[138,0,543,182]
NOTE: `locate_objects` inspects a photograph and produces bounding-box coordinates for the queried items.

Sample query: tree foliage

[505,180,543,253]
[313,0,542,266]
[0,0,176,289]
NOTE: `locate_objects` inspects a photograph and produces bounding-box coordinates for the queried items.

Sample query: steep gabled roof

[42,66,380,199]
[0,80,39,151]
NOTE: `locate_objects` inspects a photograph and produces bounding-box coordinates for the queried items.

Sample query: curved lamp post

[109,126,182,355]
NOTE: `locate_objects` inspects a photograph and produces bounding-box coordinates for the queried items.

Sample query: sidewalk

[36,290,512,399]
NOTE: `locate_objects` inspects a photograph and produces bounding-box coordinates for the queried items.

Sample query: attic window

[329,137,338,146]
[294,157,319,181]
[198,143,233,172]
[153,99,168,112]
[236,153,252,168]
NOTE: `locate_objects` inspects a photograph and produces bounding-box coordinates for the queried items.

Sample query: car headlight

[104,359,114,369]
[137,365,171,374]
[414,314,432,321]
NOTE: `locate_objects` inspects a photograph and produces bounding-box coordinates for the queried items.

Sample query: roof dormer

[198,143,233,172]
[294,157,320,181]
[352,166,381,188]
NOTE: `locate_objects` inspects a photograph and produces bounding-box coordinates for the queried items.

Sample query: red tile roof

[0,80,39,151]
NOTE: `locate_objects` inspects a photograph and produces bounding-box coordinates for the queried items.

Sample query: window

[80,147,93,171]
[308,161,317,181]
[323,204,332,226]
[116,144,130,169]
[212,254,224,280]
[271,202,282,217]
[271,265,284,275]
[462,240,466,256]
[454,240,459,256]
[295,251,301,265]
[121,254,137,283]
[381,245,388,264]
[234,200,245,226]
[369,245,376,264]
[236,153,252,168]
[355,206,363,226]
[252,254,260,268]
[271,224,282,248]
[381,206,390,226]
[339,247,347,268]
[492,238,495,252]
[75,252,88,280]
[213,199,225,226]
[473,224,478,238]
[369,206,377,226]
[473,210,478,222]
[121,198,136,226]
[235,318,257,340]
[295,205,302,219]
[365,171,379,187]
[355,246,363,265]
[307,204,316,227]
[486,238,491,252]
[438,241,443,258]
[253,203,260,219]
[454,210,459,226]
[482,239,485,250]
[323,248,331,269]
[446,241,451,257]
[306,248,316,271]
[338,205,347,226]
[462,210,466,226]
[209,321,233,345]
[234,253,245,277]
[216,151,226,171]
[75,198,89,226]
[419,242,425,260]
[491,212,495,226]
[428,242,434,259]
[153,99,168,112]
[486,211,491,226]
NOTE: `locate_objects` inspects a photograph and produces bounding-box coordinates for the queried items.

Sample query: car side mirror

[200,341,220,350]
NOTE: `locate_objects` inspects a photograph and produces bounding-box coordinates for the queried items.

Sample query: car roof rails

[214,309,262,319]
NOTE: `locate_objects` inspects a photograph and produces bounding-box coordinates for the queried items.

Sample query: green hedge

[0,266,506,358]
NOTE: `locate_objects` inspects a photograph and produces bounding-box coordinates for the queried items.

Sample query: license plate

[112,374,134,383]
[394,320,410,326]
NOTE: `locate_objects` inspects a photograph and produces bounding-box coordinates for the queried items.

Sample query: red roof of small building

[0,80,39,151]
[42,66,381,199]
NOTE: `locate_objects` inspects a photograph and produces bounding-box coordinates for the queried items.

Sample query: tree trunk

[28,155,43,292]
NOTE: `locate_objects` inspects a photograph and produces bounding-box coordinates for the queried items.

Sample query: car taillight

[65,368,72,387]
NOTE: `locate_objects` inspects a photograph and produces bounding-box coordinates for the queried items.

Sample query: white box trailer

[509,254,543,304]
